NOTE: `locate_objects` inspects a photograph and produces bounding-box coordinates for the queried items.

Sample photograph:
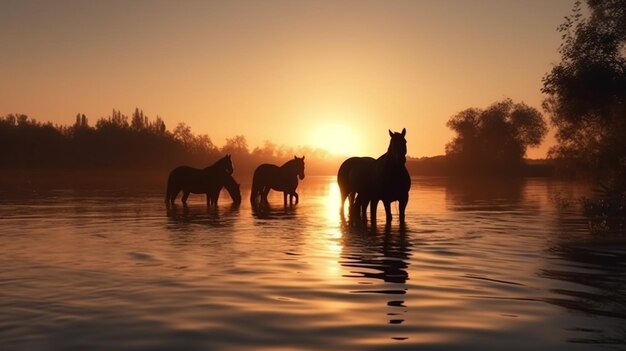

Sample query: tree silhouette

[221,135,249,156]
[542,0,626,186]
[0,109,343,175]
[445,99,547,174]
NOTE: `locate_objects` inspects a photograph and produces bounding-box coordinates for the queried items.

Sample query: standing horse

[208,173,242,206]
[337,156,376,219]
[165,154,235,206]
[370,129,411,225]
[250,156,305,206]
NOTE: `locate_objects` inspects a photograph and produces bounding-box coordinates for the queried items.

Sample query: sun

[307,122,364,156]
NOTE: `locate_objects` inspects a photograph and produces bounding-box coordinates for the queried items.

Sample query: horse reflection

[250,156,305,207]
[340,224,411,325]
[251,202,298,220]
[166,201,240,226]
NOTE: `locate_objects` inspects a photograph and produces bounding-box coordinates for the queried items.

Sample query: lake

[1,175,625,350]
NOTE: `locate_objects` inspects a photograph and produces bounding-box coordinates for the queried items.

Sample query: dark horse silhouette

[337,156,376,219]
[250,156,305,207]
[338,129,410,225]
[208,173,242,206]
[371,128,411,225]
[165,155,240,206]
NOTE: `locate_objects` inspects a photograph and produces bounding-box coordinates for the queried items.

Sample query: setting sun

[308,122,364,156]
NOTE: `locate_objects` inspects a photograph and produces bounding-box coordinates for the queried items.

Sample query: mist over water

[1,176,625,350]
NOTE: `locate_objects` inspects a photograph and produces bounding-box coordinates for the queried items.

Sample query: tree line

[0,108,337,176]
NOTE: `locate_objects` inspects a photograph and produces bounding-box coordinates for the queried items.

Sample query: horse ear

[302,156,305,160]
[401,128,406,137]
[294,155,297,159]
[389,129,393,137]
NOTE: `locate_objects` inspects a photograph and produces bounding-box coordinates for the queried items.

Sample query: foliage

[0,110,337,175]
[542,0,626,188]
[445,99,547,174]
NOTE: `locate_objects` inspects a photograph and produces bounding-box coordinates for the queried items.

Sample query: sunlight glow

[308,122,364,157]
[323,181,342,226]
[321,180,343,276]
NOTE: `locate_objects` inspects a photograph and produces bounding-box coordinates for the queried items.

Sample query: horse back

[338,157,376,194]
[168,165,216,193]
[253,163,297,191]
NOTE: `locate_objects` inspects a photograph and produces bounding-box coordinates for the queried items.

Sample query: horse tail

[337,158,353,211]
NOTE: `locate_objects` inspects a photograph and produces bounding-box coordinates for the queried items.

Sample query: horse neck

[281,160,300,174]
[379,152,405,168]
[206,157,228,171]
[223,176,236,192]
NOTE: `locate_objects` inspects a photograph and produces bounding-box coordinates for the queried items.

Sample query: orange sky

[0,0,575,158]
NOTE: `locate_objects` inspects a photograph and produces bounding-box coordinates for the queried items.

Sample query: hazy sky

[0,0,575,158]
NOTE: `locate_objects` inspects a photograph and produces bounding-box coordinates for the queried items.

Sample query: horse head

[224,175,242,204]
[387,128,407,163]
[293,155,305,180]
[221,154,234,175]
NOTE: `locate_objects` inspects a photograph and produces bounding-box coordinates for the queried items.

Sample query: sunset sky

[0,0,575,158]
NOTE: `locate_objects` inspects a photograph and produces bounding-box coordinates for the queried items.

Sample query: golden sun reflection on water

[323,180,342,227]
[316,180,343,277]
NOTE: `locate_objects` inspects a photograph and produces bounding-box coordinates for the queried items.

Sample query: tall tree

[446,99,547,174]
[542,0,626,185]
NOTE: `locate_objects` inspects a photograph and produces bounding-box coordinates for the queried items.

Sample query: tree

[542,0,626,185]
[222,135,249,156]
[252,140,278,160]
[131,107,148,131]
[445,99,547,174]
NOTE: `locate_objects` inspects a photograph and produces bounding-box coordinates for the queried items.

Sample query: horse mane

[280,158,299,169]
[204,154,231,170]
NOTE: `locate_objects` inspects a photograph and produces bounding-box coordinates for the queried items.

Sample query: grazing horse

[337,156,376,219]
[165,155,235,206]
[250,156,305,206]
[208,173,242,206]
[370,128,411,225]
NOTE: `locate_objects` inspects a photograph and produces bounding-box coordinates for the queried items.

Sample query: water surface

[1,176,625,350]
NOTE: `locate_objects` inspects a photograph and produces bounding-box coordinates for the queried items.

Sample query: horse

[250,156,305,207]
[369,128,411,225]
[207,172,242,206]
[165,154,235,206]
[337,156,376,219]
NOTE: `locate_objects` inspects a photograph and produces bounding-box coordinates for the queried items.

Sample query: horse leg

[294,192,299,205]
[370,199,378,226]
[383,200,392,223]
[182,191,190,206]
[283,192,288,207]
[170,190,179,206]
[360,196,368,220]
[352,193,362,219]
[347,192,356,218]
[262,187,271,205]
[250,184,257,205]
[339,188,348,215]
[399,194,409,225]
